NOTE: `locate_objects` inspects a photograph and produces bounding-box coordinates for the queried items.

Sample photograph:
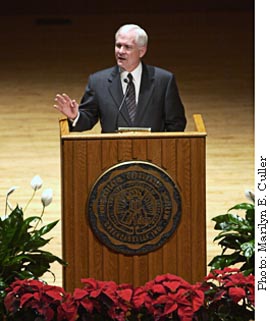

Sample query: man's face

[115,30,147,72]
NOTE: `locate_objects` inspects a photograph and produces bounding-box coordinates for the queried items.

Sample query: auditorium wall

[1,0,253,15]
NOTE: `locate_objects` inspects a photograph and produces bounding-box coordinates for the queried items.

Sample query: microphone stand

[115,78,130,131]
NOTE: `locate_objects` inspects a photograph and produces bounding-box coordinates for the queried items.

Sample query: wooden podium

[59,114,207,292]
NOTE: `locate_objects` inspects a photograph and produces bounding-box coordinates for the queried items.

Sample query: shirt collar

[120,62,142,83]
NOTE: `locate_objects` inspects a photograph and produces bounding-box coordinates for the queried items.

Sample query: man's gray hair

[115,24,148,47]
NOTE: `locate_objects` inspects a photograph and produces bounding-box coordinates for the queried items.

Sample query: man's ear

[139,46,147,58]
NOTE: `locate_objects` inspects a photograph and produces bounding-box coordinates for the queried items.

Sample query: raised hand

[54,93,79,120]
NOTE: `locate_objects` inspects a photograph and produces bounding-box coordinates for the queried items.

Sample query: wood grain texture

[60,125,206,291]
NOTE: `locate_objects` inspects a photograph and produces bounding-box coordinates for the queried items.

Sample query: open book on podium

[59,114,207,292]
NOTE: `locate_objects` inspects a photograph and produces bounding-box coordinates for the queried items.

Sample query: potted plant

[0,176,66,319]
[208,191,254,276]
[1,185,255,320]
[3,268,254,321]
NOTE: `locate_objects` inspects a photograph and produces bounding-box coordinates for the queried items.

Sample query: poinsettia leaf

[73,288,89,300]
[163,300,178,315]
[45,288,65,301]
[20,293,35,306]
[151,284,166,294]
[81,278,98,289]
[117,288,133,302]
[132,288,149,308]
[163,281,182,293]
[191,288,205,312]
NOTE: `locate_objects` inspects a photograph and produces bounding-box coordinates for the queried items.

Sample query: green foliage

[0,206,66,317]
[208,202,254,275]
[0,177,67,319]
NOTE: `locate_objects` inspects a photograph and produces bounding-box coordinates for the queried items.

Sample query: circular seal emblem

[88,161,182,255]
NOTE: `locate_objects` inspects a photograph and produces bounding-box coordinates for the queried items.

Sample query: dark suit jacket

[71,62,186,133]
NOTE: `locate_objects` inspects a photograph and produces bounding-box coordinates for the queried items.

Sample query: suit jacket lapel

[108,66,132,126]
[135,63,155,124]
[108,66,122,106]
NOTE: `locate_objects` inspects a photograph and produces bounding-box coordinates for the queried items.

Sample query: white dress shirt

[120,62,142,104]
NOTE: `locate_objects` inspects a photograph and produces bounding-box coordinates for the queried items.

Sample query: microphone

[115,78,131,131]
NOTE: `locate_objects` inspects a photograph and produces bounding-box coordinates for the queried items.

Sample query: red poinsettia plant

[3,268,254,321]
[72,278,134,321]
[197,267,254,321]
[4,279,69,321]
[132,273,204,321]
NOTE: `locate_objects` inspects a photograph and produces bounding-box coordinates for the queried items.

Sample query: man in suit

[54,24,186,133]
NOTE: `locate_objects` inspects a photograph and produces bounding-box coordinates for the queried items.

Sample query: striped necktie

[126,73,136,123]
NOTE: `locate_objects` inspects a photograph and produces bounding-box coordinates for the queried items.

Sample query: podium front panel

[60,130,206,292]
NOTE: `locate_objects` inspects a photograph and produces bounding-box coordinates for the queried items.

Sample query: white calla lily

[31,175,43,191]
[245,189,255,203]
[41,188,53,207]
[6,186,19,197]
[5,186,19,216]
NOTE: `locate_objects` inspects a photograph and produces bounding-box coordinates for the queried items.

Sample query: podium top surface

[59,114,207,140]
